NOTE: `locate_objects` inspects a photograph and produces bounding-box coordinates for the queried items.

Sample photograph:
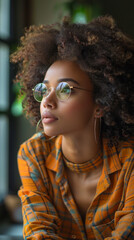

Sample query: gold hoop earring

[36,119,42,133]
[94,117,101,144]
[36,118,56,141]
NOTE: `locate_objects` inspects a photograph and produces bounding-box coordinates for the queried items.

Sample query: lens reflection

[33,83,47,102]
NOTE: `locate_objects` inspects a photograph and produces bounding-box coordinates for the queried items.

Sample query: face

[40,60,98,137]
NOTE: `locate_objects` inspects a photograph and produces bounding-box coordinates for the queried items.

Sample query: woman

[11,15,134,239]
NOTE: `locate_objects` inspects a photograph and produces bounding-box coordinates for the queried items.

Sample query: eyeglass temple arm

[70,86,92,92]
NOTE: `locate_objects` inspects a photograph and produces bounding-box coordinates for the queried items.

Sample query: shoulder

[118,137,134,165]
[18,132,56,161]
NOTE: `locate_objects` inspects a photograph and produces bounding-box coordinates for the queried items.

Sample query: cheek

[40,102,45,118]
[40,101,44,114]
[40,103,42,114]
[66,102,83,113]
[63,97,94,118]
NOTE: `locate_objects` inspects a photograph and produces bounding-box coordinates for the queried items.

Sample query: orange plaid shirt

[18,132,134,240]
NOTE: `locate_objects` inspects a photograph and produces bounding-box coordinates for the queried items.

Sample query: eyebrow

[43,78,80,85]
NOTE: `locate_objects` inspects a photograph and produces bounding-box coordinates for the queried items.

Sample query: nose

[42,88,57,109]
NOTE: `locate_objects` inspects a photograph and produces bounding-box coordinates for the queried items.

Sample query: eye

[56,82,71,101]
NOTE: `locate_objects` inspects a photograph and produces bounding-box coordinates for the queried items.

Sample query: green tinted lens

[56,82,71,101]
[33,83,47,102]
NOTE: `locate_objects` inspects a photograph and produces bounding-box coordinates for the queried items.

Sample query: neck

[61,128,101,164]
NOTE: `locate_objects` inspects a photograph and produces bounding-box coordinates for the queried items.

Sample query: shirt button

[72,235,76,239]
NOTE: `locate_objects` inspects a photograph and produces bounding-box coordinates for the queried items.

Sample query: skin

[40,60,103,221]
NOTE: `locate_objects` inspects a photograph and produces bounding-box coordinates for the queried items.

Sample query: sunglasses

[32,81,92,102]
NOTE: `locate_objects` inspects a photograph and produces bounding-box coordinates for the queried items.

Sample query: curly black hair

[11,15,134,142]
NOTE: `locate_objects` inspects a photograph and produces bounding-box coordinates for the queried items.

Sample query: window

[0,0,10,196]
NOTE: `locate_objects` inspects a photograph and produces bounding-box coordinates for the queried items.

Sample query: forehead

[44,60,93,88]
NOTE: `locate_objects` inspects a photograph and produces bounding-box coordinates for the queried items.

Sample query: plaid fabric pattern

[18,132,134,240]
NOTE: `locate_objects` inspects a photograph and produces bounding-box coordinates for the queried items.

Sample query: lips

[41,111,58,124]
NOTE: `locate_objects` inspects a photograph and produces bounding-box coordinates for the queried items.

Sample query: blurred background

[0,0,134,237]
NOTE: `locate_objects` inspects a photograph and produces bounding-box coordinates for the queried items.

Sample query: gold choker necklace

[62,150,103,173]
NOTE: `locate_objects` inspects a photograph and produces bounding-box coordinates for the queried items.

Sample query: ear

[94,107,103,118]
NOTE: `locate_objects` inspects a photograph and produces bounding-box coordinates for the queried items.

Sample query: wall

[100,0,134,37]
[32,0,70,25]
[31,0,134,36]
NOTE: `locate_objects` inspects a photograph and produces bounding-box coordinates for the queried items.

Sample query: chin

[43,127,59,137]
[44,131,55,137]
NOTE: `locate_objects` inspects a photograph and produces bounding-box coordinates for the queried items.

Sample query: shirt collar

[102,138,121,175]
[45,136,122,175]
